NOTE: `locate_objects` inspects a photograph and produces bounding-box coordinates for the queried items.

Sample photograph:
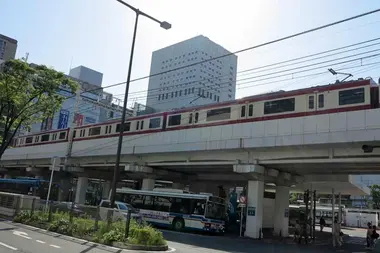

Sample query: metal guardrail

[0,191,136,239]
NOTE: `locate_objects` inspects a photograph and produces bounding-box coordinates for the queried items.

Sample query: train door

[308,92,325,112]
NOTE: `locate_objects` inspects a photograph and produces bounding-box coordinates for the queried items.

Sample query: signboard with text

[247,206,256,216]
[57,109,69,129]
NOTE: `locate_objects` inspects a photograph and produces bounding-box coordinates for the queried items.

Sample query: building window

[206,107,231,121]
[149,117,161,129]
[175,91,178,97]
[179,90,182,96]
[168,115,181,126]
[264,98,295,114]
[308,96,314,109]
[89,126,101,136]
[339,88,365,105]
[185,89,187,95]
[116,122,131,132]
[318,94,324,108]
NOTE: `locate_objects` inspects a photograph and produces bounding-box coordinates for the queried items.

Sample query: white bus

[345,208,379,228]
[289,204,346,226]
[113,188,226,233]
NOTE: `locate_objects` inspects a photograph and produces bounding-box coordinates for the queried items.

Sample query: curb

[8,221,176,252]
[113,241,169,251]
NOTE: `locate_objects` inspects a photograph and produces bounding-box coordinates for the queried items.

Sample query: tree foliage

[0,59,78,158]
[369,184,380,209]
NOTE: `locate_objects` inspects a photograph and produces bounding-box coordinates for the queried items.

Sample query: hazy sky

[2,0,380,109]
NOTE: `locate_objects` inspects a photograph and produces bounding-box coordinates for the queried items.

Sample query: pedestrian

[366,222,372,249]
[320,216,326,232]
[333,219,342,247]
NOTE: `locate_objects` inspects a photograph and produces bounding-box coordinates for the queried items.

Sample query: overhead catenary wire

[61,52,380,118]
[69,62,380,156]
[61,10,380,101]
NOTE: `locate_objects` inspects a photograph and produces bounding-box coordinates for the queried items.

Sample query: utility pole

[63,89,81,171]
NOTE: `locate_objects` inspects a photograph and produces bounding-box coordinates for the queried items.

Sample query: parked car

[99,200,141,222]
[50,202,85,217]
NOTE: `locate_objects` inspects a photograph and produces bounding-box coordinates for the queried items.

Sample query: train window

[308,96,314,109]
[73,130,76,138]
[189,113,193,124]
[318,94,324,108]
[241,105,246,118]
[136,121,140,130]
[264,98,295,114]
[41,134,50,142]
[168,115,181,126]
[248,104,253,117]
[116,122,131,132]
[105,125,112,134]
[149,118,161,129]
[59,132,66,140]
[89,127,101,136]
[52,133,57,141]
[339,88,365,105]
[25,137,33,144]
[206,107,231,121]
[195,112,199,123]
[140,120,144,130]
[80,129,86,137]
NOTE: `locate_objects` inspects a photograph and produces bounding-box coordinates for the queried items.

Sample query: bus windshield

[205,201,225,220]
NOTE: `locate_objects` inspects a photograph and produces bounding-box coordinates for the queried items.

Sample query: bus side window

[170,198,191,214]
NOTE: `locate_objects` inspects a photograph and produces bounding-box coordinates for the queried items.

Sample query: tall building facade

[146,35,238,112]
[0,34,17,61]
[28,65,132,134]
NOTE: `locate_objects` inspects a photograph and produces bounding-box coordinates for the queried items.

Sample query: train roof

[115,188,222,200]
[16,77,375,139]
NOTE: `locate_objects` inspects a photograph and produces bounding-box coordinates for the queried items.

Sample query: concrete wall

[3,108,380,160]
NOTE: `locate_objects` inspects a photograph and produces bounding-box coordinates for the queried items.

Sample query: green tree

[0,59,78,159]
[369,185,380,209]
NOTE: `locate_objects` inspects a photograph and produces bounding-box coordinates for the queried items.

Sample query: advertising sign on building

[58,109,70,129]
[85,117,96,124]
[40,116,53,131]
[73,113,84,127]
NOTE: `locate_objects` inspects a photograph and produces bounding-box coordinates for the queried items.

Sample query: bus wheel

[173,218,184,231]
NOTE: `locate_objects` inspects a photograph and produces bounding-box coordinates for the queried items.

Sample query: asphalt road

[0,220,128,253]
[0,219,371,253]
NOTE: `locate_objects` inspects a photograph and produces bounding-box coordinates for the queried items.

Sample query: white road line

[0,241,18,251]
[13,231,32,240]
[50,244,61,249]
[36,240,46,244]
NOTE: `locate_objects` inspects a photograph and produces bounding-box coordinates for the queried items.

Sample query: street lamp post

[109,0,171,208]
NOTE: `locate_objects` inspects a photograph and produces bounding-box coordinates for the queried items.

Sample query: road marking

[13,230,32,239]
[0,241,18,251]
[36,240,46,244]
[50,244,61,249]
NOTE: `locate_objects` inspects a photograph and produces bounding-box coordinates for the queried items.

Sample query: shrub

[47,218,76,236]
[13,211,30,223]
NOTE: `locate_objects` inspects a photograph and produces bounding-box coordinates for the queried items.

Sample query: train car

[11,78,378,147]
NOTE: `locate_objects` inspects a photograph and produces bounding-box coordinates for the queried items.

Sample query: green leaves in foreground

[0,59,78,158]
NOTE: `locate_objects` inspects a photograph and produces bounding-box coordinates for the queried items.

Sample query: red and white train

[12,78,379,148]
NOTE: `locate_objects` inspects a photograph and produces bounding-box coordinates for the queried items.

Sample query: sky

[2,0,380,109]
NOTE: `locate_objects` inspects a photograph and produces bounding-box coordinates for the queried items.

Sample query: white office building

[146,35,238,112]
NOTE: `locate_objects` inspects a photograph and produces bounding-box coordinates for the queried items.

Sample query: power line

[111,37,380,98]
[128,8,380,84]
[69,61,380,156]
[70,62,380,157]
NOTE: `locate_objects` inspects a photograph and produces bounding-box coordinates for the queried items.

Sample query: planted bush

[13,210,167,248]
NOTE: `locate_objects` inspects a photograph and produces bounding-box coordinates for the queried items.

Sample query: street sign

[247,206,256,216]
[239,196,246,204]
